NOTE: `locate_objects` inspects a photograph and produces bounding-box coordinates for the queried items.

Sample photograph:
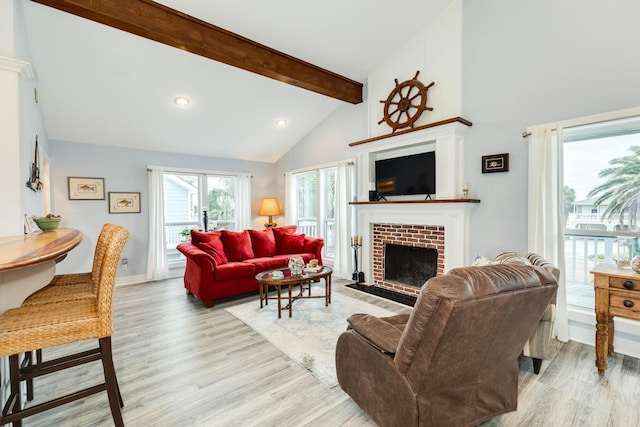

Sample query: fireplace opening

[384,244,438,287]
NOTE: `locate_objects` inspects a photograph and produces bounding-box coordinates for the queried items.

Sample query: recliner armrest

[347,313,403,354]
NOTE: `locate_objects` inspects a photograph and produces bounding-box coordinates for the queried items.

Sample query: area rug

[225,285,402,388]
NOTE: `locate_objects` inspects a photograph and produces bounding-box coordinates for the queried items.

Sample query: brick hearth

[372,223,445,296]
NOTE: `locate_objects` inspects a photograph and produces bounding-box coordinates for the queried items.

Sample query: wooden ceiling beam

[31,0,363,104]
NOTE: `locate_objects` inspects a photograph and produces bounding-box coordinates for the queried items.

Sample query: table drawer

[610,293,640,318]
[609,276,640,292]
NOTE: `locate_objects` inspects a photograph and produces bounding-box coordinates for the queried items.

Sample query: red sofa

[176,225,324,308]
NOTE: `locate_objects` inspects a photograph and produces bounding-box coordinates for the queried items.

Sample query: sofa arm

[304,236,325,265]
[177,242,217,269]
[346,313,403,354]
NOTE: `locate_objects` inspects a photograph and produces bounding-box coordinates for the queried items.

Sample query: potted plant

[180,228,191,242]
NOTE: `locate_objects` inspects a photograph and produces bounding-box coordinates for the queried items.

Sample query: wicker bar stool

[0,225,129,427]
[20,223,120,402]
[21,223,119,307]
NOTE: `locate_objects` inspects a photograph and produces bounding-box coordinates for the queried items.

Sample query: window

[563,116,640,309]
[291,167,337,260]
[163,171,241,268]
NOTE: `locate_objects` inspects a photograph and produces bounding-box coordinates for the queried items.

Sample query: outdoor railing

[564,229,638,308]
[297,218,335,260]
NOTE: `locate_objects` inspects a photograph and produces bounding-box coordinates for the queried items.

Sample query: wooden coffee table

[255,266,332,318]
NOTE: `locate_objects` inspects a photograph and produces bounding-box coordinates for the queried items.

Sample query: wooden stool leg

[23,352,34,402]
[8,353,23,427]
[99,337,124,427]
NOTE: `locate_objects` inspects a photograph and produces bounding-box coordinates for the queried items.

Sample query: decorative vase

[616,237,634,269]
[632,256,640,274]
[288,256,304,276]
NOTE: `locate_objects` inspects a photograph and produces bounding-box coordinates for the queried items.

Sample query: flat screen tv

[375,151,436,197]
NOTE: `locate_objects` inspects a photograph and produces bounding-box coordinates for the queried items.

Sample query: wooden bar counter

[0,228,82,314]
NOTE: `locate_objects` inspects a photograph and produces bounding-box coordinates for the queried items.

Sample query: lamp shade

[259,198,281,216]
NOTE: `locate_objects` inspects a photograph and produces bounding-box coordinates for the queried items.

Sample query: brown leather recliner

[335,264,558,427]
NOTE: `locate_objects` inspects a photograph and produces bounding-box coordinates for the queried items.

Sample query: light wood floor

[19,278,640,427]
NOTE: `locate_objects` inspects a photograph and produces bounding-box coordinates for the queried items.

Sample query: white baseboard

[568,306,640,359]
[115,271,183,287]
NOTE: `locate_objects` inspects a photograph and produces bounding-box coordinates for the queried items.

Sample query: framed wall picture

[68,177,105,200]
[481,153,509,173]
[108,192,141,214]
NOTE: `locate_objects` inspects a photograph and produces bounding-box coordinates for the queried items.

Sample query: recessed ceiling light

[275,118,288,128]
[174,96,190,107]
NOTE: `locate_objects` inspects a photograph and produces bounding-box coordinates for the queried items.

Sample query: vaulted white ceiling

[22,0,451,163]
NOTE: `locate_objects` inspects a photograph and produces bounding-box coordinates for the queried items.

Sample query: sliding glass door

[164,172,240,268]
[292,167,336,260]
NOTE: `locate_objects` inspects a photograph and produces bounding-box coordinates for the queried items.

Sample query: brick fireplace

[350,119,475,297]
[372,223,444,296]
[354,201,473,297]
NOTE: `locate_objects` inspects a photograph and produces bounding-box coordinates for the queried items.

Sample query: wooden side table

[591,263,640,375]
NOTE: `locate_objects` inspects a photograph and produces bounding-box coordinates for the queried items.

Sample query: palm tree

[587,146,640,231]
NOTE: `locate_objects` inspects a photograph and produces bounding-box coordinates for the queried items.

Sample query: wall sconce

[259,198,281,228]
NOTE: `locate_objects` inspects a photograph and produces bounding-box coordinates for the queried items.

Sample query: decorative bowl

[33,216,61,231]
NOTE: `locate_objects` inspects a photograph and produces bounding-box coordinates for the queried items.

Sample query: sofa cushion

[248,228,277,258]
[272,225,298,253]
[198,238,228,266]
[498,254,532,266]
[280,233,305,254]
[221,230,255,261]
[190,229,222,246]
[214,261,255,281]
[243,257,287,272]
[190,230,228,265]
[472,255,498,266]
[494,251,519,263]
[303,237,322,255]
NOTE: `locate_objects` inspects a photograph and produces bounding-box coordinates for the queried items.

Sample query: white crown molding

[0,56,34,79]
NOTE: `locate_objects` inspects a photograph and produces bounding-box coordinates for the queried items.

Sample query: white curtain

[333,161,355,279]
[236,173,252,230]
[146,166,170,281]
[527,127,568,342]
[284,172,296,225]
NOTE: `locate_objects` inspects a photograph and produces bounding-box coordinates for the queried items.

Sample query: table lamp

[259,198,280,228]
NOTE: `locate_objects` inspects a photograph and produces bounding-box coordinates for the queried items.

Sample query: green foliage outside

[208,177,236,221]
[564,185,576,221]
[588,146,640,231]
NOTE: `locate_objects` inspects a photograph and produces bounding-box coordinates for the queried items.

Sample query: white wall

[276,0,640,264]
[462,0,640,259]
[0,0,46,236]
[50,141,276,281]
[367,0,462,136]
[274,102,368,216]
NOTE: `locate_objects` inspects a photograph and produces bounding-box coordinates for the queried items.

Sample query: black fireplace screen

[384,244,438,287]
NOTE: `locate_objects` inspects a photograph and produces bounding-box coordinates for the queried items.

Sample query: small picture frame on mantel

[481,153,509,173]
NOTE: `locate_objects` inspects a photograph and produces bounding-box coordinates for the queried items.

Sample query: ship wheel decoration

[378,70,434,133]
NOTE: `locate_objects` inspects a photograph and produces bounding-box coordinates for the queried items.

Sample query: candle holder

[351,236,365,283]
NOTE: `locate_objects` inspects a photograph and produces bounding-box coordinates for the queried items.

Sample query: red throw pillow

[198,240,228,265]
[221,230,255,261]
[303,237,318,254]
[280,233,305,254]
[190,229,222,246]
[248,229,277,258]
[272,225,298,253]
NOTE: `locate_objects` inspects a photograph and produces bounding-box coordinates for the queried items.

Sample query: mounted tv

[375,151,436,197]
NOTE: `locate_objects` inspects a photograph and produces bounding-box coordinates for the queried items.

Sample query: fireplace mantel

[351,119,471,202]
[355,202,476,286]
[350,199,480,205]
[350,117,475,290]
